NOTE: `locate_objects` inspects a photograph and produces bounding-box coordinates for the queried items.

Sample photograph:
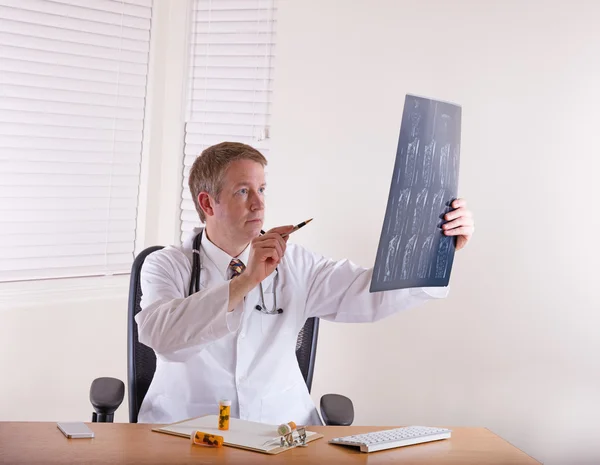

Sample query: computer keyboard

[329,426,452,453]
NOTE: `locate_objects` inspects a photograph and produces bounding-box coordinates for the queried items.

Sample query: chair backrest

[127,246,320,423]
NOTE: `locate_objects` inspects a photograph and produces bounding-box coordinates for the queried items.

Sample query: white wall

[266,1,600,464]
[1,1,599,464]
[0,279,130,423]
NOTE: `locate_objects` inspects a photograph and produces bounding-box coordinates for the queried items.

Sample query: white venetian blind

[0,0,152,282]
[180,0,277,240]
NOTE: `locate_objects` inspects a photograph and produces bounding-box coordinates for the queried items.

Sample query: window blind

[180,0,277,240]
[0,0,152,282]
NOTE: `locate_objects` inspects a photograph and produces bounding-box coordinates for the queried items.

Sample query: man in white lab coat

[135,142,475,425]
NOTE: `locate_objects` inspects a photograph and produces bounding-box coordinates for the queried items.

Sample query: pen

[281,218,313,238]
[260,218,313,238]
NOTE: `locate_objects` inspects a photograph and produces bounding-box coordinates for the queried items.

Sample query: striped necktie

[229,259,246,279]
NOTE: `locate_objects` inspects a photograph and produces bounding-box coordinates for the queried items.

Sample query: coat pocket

[258,291,288,335]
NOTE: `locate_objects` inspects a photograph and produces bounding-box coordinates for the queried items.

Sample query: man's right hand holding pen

[247,225,294,284]
[249,218,313,283]
[228,220,312,311]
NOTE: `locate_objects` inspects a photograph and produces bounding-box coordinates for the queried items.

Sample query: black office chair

[90,246,354,426]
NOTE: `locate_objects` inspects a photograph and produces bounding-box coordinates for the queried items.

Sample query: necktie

[229,258,246,279]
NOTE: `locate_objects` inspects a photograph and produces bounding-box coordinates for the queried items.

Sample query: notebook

[152,414,323,455]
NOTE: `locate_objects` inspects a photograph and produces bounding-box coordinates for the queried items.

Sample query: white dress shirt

[135,227,448,425]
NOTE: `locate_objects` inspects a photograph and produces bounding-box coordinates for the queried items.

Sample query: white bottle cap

[219,399,232,406]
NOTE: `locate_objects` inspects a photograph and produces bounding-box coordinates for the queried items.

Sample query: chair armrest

[90,377,124,422]
[320,393,354,426]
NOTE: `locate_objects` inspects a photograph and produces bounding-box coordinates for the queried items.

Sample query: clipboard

[152,414,324,455]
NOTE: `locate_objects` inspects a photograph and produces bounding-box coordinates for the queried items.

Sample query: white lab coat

[135,228,448,425]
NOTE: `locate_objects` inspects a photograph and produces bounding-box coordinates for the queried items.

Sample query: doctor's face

[213,159,266,242]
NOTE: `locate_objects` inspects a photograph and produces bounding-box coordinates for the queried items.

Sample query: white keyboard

[329,426,451,453]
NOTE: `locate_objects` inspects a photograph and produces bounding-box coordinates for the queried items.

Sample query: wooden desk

[0,422,539,464]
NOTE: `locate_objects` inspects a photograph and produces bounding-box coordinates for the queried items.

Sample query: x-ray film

[370,95,461,292]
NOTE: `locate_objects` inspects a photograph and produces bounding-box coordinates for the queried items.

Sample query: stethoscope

[189,229,283,315]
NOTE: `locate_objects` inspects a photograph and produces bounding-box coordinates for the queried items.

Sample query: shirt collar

[201,230,251,280]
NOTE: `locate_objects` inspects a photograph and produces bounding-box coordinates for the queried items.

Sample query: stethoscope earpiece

[255,305,284,315]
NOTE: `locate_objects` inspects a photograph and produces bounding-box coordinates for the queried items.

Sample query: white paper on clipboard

[152,414,323,455]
